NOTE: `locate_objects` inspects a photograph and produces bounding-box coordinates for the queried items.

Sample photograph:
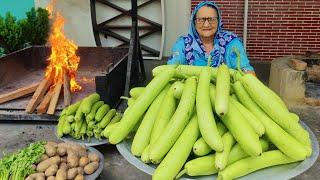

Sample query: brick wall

[191,0,320,61]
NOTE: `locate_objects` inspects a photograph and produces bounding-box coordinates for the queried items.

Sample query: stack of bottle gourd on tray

[107,63,313,180]
[56,93,122,141]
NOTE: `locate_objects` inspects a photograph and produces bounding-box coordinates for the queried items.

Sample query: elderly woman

[168,1,255,74]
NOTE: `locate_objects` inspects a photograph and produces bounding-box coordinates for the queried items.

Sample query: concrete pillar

[269,56,306,107]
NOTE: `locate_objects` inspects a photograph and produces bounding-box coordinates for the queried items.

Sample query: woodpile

[0,73,72,115]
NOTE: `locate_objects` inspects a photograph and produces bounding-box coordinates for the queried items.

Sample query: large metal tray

[116,121,319,180]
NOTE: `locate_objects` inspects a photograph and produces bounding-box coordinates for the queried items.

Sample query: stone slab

[269,56,306,107]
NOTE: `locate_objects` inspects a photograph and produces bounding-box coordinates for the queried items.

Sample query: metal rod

[90,0,102,46]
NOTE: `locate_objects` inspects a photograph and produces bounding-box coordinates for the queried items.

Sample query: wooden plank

[36,88,54,114]
[0,83,39,104]
[25,78,52,113]
[63,72,71,107]
[288,59,307,71]
[304,97,320,106]
[47,81,63,115]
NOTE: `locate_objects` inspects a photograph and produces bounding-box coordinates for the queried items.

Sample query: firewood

[304,97,320,106]
[36,88,54,114]
[0,83,39,104]
[26,78,52,113]
[306,65,320,83]
[288,59,307,71]
[47,81,63,115]
[64,71,71,107]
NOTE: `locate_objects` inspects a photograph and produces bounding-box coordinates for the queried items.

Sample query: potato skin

[45,164,58,177]
[84,161,99,175]
[25,172,45,180]
[47,176,55,180]
[77,167,84,175]
[40,154,49,162]
[47,141,58,147]
[74,174,85,180]
[37,156,60,172]
[88,152,100,162]
[60,156,67,163]
[79,157,89,167]
[45,144,57,157]
[67,152,79,168]
[56,168,67,180]
[67,168,78,179]
[57,146,67,156]
[59,162,68,170]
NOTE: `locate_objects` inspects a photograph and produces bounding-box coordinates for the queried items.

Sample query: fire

[45,4,81,92]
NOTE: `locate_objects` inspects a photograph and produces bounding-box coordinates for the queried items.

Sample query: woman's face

[195,6,218,39]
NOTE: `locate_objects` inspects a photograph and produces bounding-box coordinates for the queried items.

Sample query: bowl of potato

[25,142,104,180]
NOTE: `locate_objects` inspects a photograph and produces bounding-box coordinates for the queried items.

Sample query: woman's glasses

[194,17,218,25]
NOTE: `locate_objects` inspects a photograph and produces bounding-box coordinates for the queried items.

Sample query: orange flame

[45,10,81,92]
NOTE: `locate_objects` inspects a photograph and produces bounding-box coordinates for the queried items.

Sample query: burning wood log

[47,81,63,115]
[36,88,54,114]
[64,71,71,107]
[0,83,39,104]
[24,7,82,115]
[26,78,52,113]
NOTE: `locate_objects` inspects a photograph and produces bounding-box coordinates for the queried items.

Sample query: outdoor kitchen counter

[0,105,319,180]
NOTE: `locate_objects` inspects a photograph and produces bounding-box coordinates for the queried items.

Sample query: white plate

[116,121,319,180]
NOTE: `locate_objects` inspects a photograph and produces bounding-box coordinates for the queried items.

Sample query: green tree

[0,7,50,54]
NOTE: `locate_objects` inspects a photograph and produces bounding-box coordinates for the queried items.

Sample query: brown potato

[59,162,68,170]
[67,152,79,168]
[47,141,58,147]
[40,154,49,162]
[47,176,55,180]
[88,152,100,162]
[56,168,67,180]
[45,144,57,157]
[79,157,89,167]
[45,164,58,177]
[74,174,84,180]
[60,156,67,163]
[26,173,44,180]
[25,172,45,180]
[84,162,99,175]
[31,164,37,170]
[68,143,88,157]
[77,167,84,175]
[35,176,45,180]
[58,142,88,157]
[57,146,67,156]
[67,167,78,179]
[37,156,60,172]
[57,142,68,149]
